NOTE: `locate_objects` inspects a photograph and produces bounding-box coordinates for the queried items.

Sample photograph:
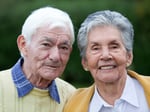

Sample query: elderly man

[0,6,76,112]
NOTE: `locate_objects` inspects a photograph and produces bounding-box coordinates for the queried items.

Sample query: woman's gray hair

[22,6,75,45]
[77,10,134,58]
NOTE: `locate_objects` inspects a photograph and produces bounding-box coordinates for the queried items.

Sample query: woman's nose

[100,48,112,60]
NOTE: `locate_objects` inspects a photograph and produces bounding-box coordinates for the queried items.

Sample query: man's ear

[17,35,27,56]
[82,58,89,71]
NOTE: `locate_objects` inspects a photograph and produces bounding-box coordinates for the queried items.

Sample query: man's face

[19,25,72,81]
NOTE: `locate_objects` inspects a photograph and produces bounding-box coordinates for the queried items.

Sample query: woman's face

[82,26,133,84]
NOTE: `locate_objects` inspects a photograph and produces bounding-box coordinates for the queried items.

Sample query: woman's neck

[96,75,127,105]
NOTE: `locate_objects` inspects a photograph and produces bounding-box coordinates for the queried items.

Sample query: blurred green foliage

[0,0,150,87]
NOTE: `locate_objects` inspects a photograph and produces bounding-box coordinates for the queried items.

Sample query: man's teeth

[100,66,114,70]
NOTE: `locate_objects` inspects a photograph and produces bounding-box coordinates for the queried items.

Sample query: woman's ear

[126,51,133,67]
[17,35,27,56]
[82,58,89,71]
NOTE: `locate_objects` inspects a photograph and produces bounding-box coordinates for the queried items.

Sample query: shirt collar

[91,75,139,111]
[89,86,104,112]
[11,58,60,103]
[120,75,139,107]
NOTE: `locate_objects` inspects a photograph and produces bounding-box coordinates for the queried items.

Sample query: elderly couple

[0,6,150,112]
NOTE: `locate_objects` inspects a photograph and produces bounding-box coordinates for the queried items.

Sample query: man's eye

[42,43,50,47]
[59,45,71,54]
[60,46,69,50]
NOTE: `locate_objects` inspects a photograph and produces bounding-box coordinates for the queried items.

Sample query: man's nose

[49,47,61,62]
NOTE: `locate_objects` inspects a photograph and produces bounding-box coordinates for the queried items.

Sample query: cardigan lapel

[128,70,150,108]
[80,85,95,112]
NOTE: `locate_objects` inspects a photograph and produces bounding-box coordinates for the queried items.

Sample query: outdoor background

[0,0,150,87]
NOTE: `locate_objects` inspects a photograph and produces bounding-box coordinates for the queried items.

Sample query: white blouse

[89,75,149,112]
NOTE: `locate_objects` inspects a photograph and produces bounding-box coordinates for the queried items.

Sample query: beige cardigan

[63,70,150,112]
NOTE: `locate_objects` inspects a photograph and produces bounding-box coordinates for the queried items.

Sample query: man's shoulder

[0,69,11,78]
[55,78,76,91]
[0,69,15,89]
[55,78,76,101]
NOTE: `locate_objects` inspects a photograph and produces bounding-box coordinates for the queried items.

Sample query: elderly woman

[63,10,150,112]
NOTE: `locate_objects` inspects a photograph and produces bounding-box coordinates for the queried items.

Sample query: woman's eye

[90,45,101,54]
[91,45,100,50]
[111,45,117,49]
[110,44,119,49]
[93,47,99,50]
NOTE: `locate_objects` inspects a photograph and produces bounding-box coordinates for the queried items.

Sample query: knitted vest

[0,69,76,112]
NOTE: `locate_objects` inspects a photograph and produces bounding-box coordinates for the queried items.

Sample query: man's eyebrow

[42,36,71,46]
[61,40,71,46]
[48,31,70,38]
[42,36,56,42]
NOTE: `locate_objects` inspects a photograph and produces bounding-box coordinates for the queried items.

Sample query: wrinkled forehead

[29,24,71,44]
[36,23,71,38]
[33,26,72,45]
[44,31,71,44]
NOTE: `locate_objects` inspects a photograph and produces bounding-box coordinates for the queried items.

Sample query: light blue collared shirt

[89,75,149,112]
[11,58,60,103]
